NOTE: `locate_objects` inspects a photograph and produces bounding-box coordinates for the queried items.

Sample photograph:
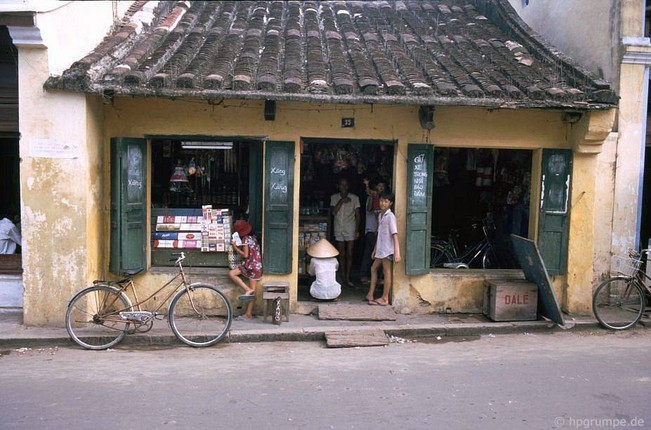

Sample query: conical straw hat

[307,239,339,258]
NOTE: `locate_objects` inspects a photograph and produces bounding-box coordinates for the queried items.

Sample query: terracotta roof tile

[46,0,617,109]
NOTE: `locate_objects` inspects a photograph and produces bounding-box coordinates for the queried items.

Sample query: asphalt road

[0,329,649,430]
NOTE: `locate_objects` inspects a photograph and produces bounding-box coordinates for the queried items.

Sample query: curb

[0,319,605,349]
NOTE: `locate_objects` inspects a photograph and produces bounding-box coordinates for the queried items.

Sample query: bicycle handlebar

[629,248,650,256]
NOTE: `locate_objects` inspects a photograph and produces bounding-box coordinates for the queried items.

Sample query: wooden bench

[262,281,290,322]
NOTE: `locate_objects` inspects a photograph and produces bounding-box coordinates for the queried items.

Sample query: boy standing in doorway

[366,192,400,306]
[330,178,360,287]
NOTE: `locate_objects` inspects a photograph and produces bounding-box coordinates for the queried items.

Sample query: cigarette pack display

[179,223,202,231]
[153,232,200,240]
[153,240,202,249]
[156,223,181,231]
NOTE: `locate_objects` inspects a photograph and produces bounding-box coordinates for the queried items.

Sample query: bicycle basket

[611,255,642,277]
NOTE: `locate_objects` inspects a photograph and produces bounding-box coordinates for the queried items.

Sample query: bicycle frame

[97,256,194,322]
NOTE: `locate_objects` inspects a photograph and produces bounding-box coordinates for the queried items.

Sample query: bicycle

[430,219,498,269]
[65,252,233,349]
[592,249,651,330]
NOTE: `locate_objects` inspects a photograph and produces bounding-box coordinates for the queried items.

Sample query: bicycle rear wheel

[593,277,646,330]
[169,284,232,347]
[65,285,132,350]
[430,243,453,268]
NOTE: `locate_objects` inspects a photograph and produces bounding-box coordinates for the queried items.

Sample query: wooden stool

[262,281,290,322]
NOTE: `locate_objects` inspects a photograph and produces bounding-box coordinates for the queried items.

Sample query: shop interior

[298,140,394,301]
[150,139,259,267]
[431,148,532,269]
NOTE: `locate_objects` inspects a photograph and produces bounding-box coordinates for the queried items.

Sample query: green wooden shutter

[406,144,434,275]
[263,141,294,274]
[537,149,572,275]
[109,138,147,275]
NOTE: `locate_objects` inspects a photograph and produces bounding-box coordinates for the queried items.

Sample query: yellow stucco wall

[14,1,621,325]
[19,52,105,325]
[73,97,608,321]
[19,86,616,324]
[16,1,131,326]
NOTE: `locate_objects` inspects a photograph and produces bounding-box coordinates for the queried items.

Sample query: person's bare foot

[374,298,390,306]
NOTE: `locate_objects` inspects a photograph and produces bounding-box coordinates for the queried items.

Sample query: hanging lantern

[170,165,189,183]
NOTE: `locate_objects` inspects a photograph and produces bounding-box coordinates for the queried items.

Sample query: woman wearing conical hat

[307,239,341,300]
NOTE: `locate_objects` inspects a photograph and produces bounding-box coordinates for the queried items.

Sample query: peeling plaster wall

[510,0,648,297]
[17,2,129,326]
[593,132,618,283]
[20,53,91,325]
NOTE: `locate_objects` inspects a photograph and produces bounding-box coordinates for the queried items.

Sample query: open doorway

[298,139,395,302]
[431,148,532,269]
[0,25,22,311]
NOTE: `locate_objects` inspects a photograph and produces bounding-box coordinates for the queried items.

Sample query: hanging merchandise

[332,147,348,173]
[169,160,192,193]
[188,157,197,175]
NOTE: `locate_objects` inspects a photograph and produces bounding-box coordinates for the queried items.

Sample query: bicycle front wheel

[65,285,132,350]
[593,277,646,330]
[169,284,232,347]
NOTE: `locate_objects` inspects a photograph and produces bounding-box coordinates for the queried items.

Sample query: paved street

[0,329,649,430]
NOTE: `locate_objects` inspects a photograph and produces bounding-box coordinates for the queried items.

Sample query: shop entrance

[431,148,532,269]
[298,139,395,302]
[0,26,22,309]
[150,138,262,268]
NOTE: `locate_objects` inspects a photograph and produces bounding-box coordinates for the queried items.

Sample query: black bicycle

[430,219,499,269]
[592,249,651,330]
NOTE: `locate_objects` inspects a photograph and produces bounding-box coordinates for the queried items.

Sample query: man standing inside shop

[330,178,360,287]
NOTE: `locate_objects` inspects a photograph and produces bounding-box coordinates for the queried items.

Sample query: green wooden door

[538,149,572,275]
[109,138,147,275]
[263,141,295,274]
[406,144,434,275]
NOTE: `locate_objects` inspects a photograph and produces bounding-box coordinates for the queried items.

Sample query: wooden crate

[483,280,538,322]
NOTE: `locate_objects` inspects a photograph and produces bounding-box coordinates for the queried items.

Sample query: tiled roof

[45,0,617,110]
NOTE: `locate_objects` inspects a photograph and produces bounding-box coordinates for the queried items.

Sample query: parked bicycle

[592,249,651,330]
[430,219,499,269]
[65,252,233,349]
